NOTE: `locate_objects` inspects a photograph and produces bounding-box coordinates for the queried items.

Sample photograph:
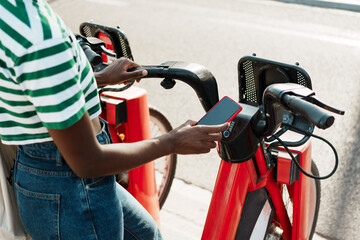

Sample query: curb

[275,0,360,12]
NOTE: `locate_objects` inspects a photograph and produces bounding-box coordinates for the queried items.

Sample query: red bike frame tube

[101,87,160,226]
[201,160,257,239]
[288,140,313,240]
[266,178,293,240]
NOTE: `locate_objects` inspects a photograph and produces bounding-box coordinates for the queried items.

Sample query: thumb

[126,69,148,80]
[202,122,230,133]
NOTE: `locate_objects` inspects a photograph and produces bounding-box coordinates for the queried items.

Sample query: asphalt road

[50,0,360,239]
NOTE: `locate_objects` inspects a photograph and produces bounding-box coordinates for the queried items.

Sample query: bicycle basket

[79,22,134,61]
[238,56,312,106]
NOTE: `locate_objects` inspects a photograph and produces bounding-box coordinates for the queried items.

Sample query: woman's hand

[94,57,148,86]
[163,120,230,155]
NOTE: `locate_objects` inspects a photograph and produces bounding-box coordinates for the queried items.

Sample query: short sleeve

[13,36,87,129]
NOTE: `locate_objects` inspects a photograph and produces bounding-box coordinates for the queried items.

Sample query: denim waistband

[18,117,112,167]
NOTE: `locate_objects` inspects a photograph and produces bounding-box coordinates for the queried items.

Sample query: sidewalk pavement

[159,177,327,240]
[275,0,360,12]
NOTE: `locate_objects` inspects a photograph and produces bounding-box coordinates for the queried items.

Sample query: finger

[180,120,195,127]
[198,141,217,152]
[119,57,140,69]
[200,122,230,133]
[189,120,197,126]
[128,62,141,69]
[192,146,213,154]
[206,141,217,149]
[207,132,223,141]
[194,148,211,154]
[124,69,148,80]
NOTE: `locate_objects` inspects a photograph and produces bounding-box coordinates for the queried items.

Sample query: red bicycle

[78,22,344,239]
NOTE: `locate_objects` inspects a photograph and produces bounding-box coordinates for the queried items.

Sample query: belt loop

[56,149,64,166]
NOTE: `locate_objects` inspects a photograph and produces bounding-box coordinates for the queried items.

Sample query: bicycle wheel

[266,160,321,240]
[148,106,177,209]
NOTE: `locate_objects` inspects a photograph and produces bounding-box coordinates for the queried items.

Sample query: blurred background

[50,0,359,239]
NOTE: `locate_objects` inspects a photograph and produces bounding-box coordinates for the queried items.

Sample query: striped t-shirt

[0,0,101,145]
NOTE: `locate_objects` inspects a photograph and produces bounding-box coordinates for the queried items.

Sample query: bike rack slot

[100,95,127,125]
[275,150,300,185]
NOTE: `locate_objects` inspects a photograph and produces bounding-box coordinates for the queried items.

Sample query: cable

[271,125,338,180]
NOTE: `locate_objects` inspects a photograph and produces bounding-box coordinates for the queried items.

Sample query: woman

[0,0,228,239]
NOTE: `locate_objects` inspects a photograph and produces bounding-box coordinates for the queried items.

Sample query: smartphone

[196,96,242,126]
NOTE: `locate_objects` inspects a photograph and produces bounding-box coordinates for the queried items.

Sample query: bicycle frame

[202,128,313,240]
[99,87,160,226]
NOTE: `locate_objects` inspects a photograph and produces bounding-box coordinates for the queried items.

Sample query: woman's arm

[50,57,227,178]
[48,113,228,178]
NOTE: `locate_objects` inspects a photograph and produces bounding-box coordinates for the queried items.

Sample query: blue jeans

[13,118,162,240]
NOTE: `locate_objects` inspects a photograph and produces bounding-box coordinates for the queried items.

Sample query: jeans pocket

[83,176,110,189]
[15,182,60,240]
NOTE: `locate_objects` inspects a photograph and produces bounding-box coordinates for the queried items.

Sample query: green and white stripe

[0,0,101,145]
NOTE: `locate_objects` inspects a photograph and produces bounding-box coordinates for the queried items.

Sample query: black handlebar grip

[128,67,168,78]
[282,94,335,129]
[141,67,167,78]
[80,42,102,66]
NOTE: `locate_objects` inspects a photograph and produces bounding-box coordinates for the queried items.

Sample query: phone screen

[196,96,242,126]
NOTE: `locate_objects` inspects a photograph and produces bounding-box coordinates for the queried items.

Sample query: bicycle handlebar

[131,62,220,112]
[82,43,102,66]
[76,35,103,66]
[263,83,343,134]
[281,94,334,129]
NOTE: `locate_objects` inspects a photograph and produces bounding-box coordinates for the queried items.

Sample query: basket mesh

[242,60,258,104]
[82,25,92,37]
[117,32,130,59]
[297,71,307,86]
